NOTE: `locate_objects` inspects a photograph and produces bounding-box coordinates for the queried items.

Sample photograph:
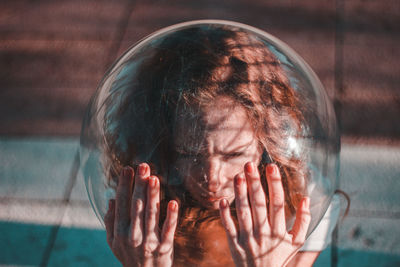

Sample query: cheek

[222,159,245,177]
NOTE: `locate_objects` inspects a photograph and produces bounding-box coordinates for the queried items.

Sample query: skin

[105,96,314,266]
[173,97,262,210]
[104,165,179,267]
[219,163,311,267]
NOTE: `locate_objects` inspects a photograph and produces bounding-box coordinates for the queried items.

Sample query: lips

[206,196,226,202]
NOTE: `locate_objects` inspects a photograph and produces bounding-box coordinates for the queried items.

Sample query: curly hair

[103,25,308,266]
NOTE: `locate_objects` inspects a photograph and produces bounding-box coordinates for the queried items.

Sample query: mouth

[206,196,225,202]
[186,179,233,204]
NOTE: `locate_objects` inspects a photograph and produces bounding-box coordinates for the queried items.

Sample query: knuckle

[132,201,144,217]
[133,199,144,210]
[249,173,259,182]
[147,206,158,214]
[237,208,250,220]
[142,243,158,258]
[225,226,237,236]
[271,195,285,206]
[158,243,173,256]
[143,248,154,258]
[128,238,142,248]
[259,227,270,238]
[128,231,143,248]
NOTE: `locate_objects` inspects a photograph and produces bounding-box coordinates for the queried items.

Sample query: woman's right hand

[104,163,179,267]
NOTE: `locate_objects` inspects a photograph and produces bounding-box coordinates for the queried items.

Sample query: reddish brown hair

[104,25,307,266]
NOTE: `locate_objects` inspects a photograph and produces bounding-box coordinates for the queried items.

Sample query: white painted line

[0,200,102,230]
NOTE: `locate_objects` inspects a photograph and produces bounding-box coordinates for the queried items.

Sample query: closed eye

[222,151,245,160]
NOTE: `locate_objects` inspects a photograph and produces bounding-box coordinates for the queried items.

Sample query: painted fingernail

[220,198,228,208]
[236,175,244,186]
[168,201,178,211]
[267,164,276,175]
[149,176,157,187]
[139,163,147,176]
[245,162,254,173]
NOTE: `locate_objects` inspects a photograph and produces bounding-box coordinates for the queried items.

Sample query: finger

[130,163,150,246]
[219,198,243,260]
[234,173,253,240]
[104,199,115,247]
[291,197,311,246]
[266,164,286,236]
[244,162,269,237]
[144,176,161,249]
[159,200,179,255]
[115,166,134,238]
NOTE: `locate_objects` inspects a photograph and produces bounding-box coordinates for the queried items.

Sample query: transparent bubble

[80,20,339,261]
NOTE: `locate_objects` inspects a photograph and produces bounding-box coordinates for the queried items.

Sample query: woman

[102,25,322,266]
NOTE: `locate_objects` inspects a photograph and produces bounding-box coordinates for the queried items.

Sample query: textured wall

[1,0,399,141]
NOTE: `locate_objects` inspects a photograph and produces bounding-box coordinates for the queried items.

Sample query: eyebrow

[174,139,256,155]
[173,144,207,154]
[216,142,254,155]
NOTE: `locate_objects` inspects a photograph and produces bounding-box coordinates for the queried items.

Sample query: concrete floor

[0,138,399,266]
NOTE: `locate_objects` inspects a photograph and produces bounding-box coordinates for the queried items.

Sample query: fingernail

[168,201,177,211]
[245,162,254,173]
[266,164,276,175]
[220,198,228,208]
[149,176,157,187]
[139,164,147,176]
[236,175,244,186]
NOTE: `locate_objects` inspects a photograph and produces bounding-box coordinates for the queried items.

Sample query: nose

[202,157,221,192]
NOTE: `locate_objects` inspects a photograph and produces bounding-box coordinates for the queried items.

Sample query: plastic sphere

[80,20,339,251]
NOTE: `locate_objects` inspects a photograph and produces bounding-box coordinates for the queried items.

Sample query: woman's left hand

[219,163,311,267]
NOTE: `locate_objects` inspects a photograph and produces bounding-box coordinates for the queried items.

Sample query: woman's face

[173,96,262,209]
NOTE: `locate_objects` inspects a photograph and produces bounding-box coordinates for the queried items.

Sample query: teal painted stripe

[1,221,400,267]
[0,221,120,267]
